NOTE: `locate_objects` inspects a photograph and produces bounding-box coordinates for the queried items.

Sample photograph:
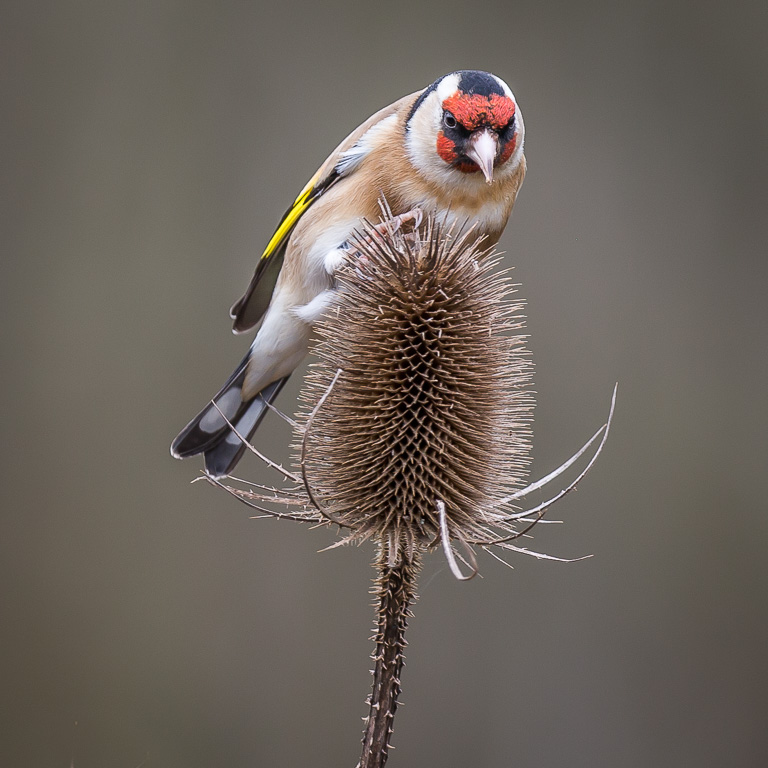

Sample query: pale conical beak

[466,128,499,184]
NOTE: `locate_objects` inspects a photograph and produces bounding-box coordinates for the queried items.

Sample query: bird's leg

[381,206,423,234]
[356,207,423,254]
[324,208,423,276]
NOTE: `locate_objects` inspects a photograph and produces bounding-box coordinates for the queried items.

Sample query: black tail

[171,354,289,478]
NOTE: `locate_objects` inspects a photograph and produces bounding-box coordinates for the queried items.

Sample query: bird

[171,70,527,478]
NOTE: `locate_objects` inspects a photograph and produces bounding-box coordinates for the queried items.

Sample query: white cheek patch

[508,107,525,163]
[405,90,445,181]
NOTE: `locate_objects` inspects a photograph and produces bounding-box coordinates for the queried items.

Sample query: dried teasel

[299,218,535,565]
[202,211,615,768]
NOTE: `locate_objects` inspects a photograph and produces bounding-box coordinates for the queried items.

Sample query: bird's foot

[381,207,423,235]
[325,208,424,276]
[341,207,423,261]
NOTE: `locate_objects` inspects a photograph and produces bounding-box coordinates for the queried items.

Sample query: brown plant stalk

[360,544,420,768]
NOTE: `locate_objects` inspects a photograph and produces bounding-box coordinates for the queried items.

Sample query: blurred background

[3,1,767,766]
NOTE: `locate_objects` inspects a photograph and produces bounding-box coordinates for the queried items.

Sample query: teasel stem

[358,543,421,768]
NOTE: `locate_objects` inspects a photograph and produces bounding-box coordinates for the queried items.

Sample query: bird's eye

[503,116,516,134]
[443,111,457,129]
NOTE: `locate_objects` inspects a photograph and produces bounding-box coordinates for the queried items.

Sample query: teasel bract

[205,212,614,768]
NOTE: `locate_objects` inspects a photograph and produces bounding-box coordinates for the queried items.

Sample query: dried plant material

[201,211,615,768]
[211,214,615,563]
[359,545,420,768]
[298,219,534,565]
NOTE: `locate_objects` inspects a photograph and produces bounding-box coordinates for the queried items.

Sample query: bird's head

[405,70,524,187]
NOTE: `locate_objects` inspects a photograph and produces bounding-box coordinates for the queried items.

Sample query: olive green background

[3,1,767,766]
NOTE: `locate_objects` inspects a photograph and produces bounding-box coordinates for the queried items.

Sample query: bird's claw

[343,207,424,256]
[380,207,423,236]
[336,208,424,280]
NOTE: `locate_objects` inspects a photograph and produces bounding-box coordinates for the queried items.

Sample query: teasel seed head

[297,217,535,565]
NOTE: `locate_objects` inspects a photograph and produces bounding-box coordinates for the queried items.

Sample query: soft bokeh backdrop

[3,1,767,766]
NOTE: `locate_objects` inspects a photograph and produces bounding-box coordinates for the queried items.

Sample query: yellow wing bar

[258,170,322,262]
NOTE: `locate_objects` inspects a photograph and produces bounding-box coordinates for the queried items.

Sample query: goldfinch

[171,70,526,477]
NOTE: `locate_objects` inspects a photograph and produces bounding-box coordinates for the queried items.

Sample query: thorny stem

[358,544,421,768]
